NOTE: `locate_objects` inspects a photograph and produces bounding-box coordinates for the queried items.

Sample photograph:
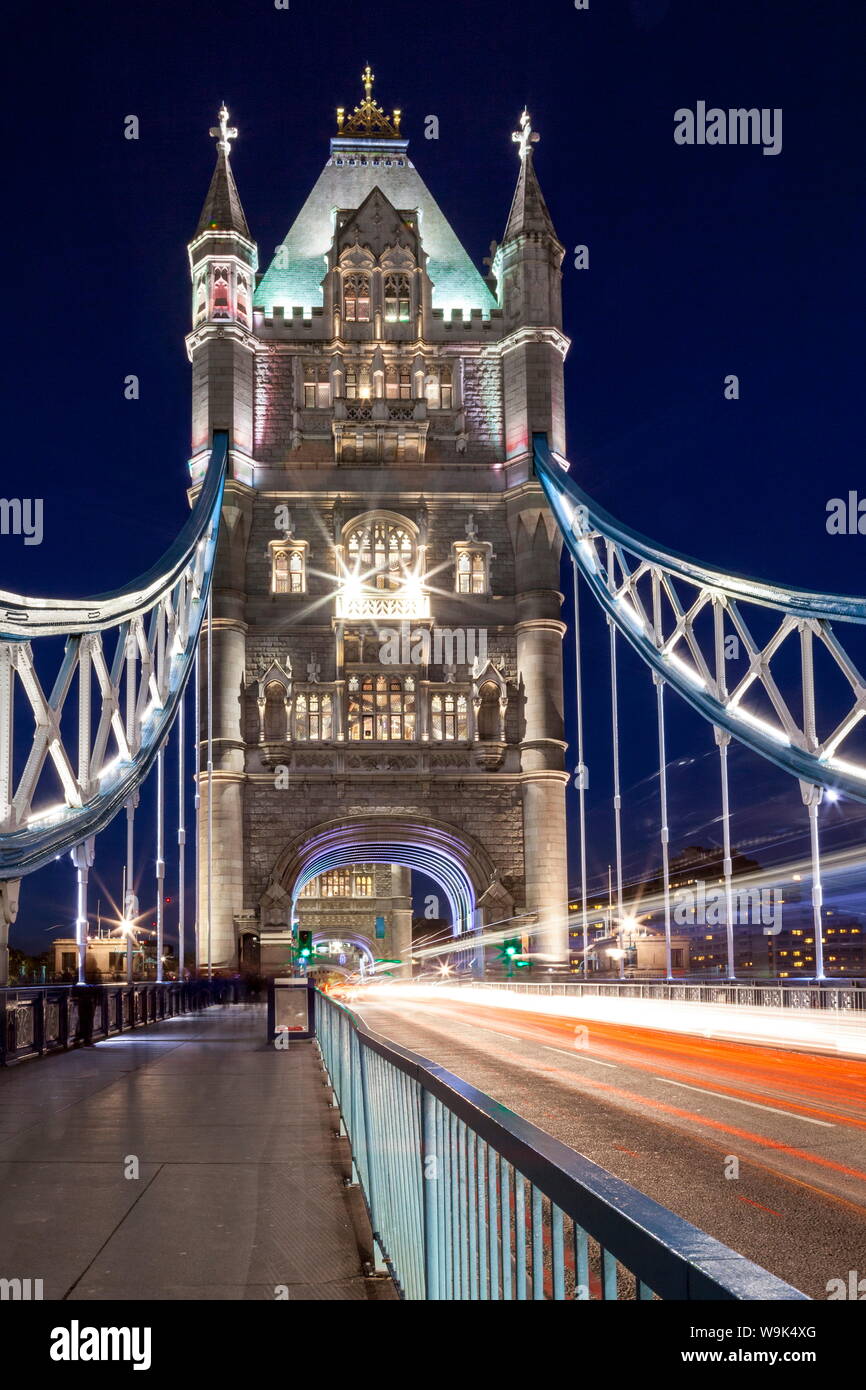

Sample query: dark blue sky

[4,0,865,951]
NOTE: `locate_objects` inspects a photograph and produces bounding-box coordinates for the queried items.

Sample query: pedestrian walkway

[0,1003,395,1300]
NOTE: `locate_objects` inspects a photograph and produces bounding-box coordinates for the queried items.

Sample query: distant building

[51,935,127,981]
[50,932,173,981]
[570,844,866,978]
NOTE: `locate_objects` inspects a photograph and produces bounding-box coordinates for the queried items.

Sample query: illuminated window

[345,519,415,590]
[347,674,416,741]
[295,691,332,741]
[384,274,411,322]
[315,869,352,898]
[344,273,371,322]
[194,272,207,324]
[272,546,306,595]
[303,364,331,409]
[385,364,413,399]
[431,691,468,741]
[302,867,376,898]
[236,271,250,325]
[212,265,230,319]
[455,548,488,594]
[424,364,453,409]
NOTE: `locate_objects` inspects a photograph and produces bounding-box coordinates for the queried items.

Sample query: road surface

[354,989,866,1298]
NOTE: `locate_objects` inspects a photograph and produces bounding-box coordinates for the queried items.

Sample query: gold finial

[209,102,238,156]
[512,107,540,160]
[335,65,403,139]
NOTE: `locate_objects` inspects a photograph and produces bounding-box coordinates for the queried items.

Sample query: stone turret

[188,107,256,970]
[495,109,568,460]
[497,111,569,959]
[186,105,258,471]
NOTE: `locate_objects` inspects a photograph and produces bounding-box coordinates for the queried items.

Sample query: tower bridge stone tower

[188,74,569,973]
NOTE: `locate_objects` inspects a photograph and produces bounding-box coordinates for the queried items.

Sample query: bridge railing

[315,989,807,1301]
[463,979,866,1013]
[0,979,237,1064]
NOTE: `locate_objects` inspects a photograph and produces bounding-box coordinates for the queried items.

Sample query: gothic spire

[195,104,251,239]
[502,109,558,244]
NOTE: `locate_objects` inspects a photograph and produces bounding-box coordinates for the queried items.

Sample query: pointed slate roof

[195,148,251,239]
[501,109,560,246]
[502,147,558,243]
[255,149,496,318]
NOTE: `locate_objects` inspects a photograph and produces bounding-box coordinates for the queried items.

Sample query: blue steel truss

[0,432,227,877]
[534,433,866,804]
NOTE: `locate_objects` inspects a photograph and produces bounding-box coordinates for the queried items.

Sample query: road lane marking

[653,1078,835,1127]
[736,1195,783,1217]
[543,1046,617,1068]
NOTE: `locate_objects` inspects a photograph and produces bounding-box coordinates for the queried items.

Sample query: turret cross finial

[512,107,540,160]
[209,103,238,156]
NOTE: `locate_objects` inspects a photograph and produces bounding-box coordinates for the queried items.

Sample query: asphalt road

[353,991,866,1298]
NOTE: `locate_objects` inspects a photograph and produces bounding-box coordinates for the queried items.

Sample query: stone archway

[262,812,512,976]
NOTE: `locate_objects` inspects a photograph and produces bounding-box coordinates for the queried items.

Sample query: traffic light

[497,938,521,976]
[298,930,313,960]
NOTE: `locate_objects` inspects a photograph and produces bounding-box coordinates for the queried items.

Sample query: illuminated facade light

[726,704,790,746]
[662,649,706,691]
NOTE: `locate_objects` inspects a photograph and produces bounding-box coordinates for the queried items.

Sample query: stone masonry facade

[187,81,570,973]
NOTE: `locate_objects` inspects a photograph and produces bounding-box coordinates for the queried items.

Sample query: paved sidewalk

[0,1004,395,1300]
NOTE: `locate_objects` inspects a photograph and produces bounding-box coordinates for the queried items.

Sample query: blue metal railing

[315,990,808,1301]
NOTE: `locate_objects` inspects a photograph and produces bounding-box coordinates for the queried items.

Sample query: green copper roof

[255,148,497,318]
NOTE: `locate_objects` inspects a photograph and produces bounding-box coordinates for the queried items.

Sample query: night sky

[4,0,865,953]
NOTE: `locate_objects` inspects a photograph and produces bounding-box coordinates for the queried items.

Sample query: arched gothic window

[272,546,306,594]
[295,690,332,741]
[194,273,207,324]
[263,683,287,741]
[212,265,230,320]
[385,364,413,399]
[303,363,331,408]
[425,364,453,409]
[431,691,468,741]
[477,682,501,741]
[384,274,411,322]
[301,867,375,898]
[456,549,487,595]
[236,271,250,325]
[345,519,416,591]
[344,273,371,323]
[347,674,416,741]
